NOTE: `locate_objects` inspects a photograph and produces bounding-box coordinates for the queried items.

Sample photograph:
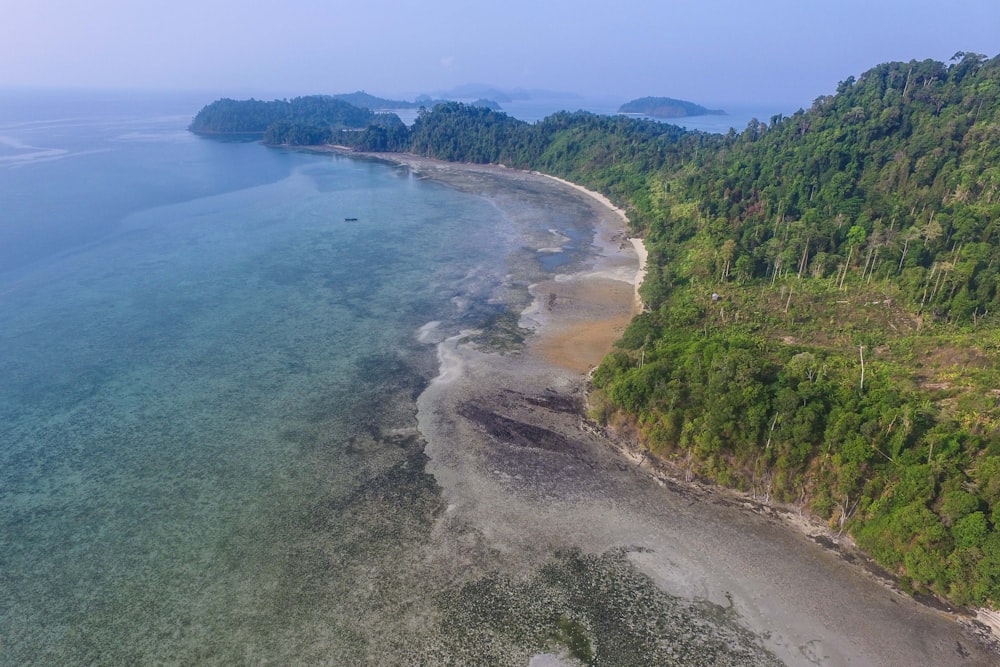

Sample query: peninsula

[190,52,1000,621]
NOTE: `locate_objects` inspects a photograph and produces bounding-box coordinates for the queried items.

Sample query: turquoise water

[0,91,522,663]
[0,91,790,666]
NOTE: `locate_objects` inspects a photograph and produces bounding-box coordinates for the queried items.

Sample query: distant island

[618,96,725,118]
[434,84,581,103]
[188,96,374,140]
[188,92,501,145]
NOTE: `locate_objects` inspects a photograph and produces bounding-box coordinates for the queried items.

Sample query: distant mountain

[618,96,725,118]
[330,91,486,110]
[432,84,582,103]
[332,91,470,110]
[470,98,503,111]
[332,91,417,109]
[436,84,520,103]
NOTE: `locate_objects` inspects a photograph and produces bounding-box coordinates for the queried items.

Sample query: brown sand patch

[527,275,635,373]
[534,317,630,372]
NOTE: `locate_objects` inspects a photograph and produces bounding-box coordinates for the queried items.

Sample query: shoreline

[528,162,1000,644]
[532,172,648,315]
[321,146,999,663]
[527,161,1000,646]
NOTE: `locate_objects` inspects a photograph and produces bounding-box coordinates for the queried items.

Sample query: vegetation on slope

[597,52,1000,607]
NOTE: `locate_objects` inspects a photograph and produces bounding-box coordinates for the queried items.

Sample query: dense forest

[188,93,495,144]
[593,53,1000,609]
[192,52,1000,609]
[618,96,725,118]
[188,96,374,141]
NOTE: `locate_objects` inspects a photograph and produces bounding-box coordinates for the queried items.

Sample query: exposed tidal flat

[0,114,995,666]
[388,157,999,666]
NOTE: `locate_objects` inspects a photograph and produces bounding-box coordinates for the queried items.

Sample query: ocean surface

[0,89,551,663]
[6,87,773,666]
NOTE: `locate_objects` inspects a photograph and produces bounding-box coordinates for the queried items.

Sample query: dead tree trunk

[859,344,865,393]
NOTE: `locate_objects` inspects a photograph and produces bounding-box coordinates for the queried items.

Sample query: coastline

[527,163,1000,648]
[322,147,998,664]
[532,171,648,315]
[532,166,999,645]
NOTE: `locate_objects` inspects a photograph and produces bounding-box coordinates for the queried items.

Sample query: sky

[2,0,998,108]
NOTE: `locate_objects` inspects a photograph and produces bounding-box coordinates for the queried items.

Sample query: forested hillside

[394,53,1000,609]
[192,52,1000,608]
[592,52,1000,608]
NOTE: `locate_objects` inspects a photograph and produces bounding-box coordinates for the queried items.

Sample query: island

[187,95,376,144]
[188,93,501,147]
[618,96,725,118]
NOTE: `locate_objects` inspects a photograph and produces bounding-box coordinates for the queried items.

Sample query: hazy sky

[3,1,998,107]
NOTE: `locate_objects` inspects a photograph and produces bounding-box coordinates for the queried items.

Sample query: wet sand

[342,151,998,665]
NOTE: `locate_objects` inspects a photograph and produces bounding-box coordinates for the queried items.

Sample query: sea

[0,88,531,664]
[0,89,788,664]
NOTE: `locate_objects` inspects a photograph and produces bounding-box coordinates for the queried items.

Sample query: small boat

[344,217,358,222]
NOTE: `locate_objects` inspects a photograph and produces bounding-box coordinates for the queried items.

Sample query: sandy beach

[330,150,999,665]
